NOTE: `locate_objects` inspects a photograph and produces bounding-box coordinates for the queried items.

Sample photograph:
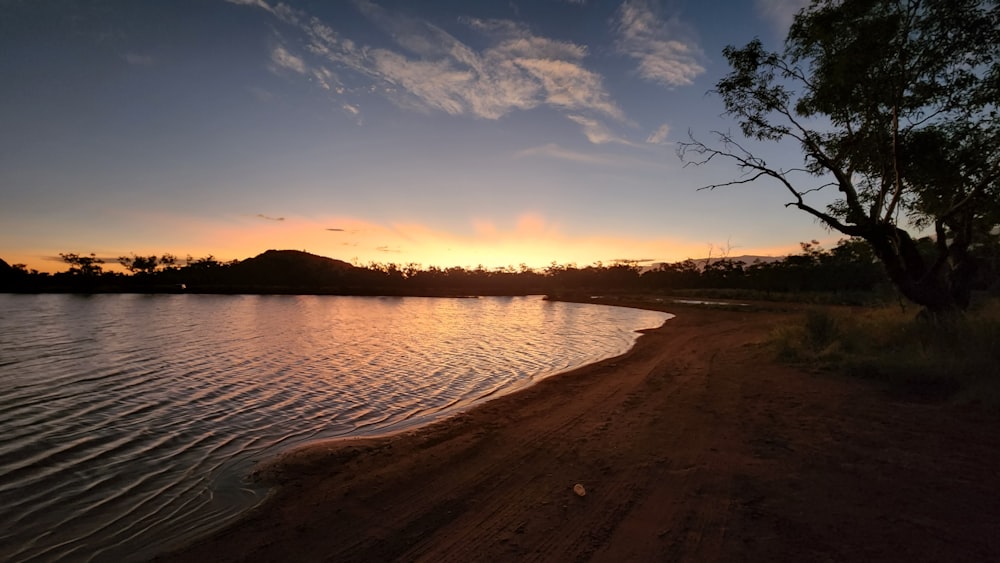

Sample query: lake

[0,294,670,561]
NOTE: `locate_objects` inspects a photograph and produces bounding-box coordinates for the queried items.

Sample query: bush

[771,301,1000,405]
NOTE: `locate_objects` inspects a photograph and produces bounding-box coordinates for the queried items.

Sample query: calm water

[0,294,670,562]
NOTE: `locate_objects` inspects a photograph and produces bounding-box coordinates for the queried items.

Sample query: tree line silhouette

[2,238,998,301]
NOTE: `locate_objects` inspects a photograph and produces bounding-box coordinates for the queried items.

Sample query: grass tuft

[771,300,1000,405]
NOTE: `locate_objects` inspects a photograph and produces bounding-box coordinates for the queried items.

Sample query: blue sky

[0,0,829,272]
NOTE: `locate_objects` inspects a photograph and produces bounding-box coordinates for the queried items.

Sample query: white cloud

[310,66,338,90]
[272,3,302,25]
[356,10,622,120]
[227,0,626,129]
[370,50,473,116]
[614,0,706,88]
[514,143,619,165]
[356,0,457,59]
[566,115,635,146]
[513,58,623,120]
[224,0,302,24]
[225,0,271,9]
[471,20,588,60]
[646,122,670,144]
[271,44,307,74]
[226,0,284,15]
[755,0,809,35]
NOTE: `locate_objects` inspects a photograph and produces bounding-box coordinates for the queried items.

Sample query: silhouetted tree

[185,255,222,270]
[159,254,178,270]
[60,253,104,276]
[701,258,745,288]
[680,0,999,314]
[118,254,159,274]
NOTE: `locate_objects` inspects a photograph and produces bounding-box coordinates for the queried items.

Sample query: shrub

[771,301,1000,405]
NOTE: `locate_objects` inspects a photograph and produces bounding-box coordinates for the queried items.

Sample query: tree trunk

[861,225,969,316]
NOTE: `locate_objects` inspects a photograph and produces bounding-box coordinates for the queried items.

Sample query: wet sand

[161,301,1000,562]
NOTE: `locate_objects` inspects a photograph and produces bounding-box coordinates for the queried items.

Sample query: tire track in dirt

[391,315,759,562]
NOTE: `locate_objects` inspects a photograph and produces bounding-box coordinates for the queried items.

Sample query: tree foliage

[680,0,999,313]
[117,253,180,274]
[59,253,105,277]
[118,254,158,274]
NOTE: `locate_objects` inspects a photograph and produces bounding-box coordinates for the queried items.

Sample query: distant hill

[0,258,13,280]
[226,249,358,288]
[0,257,27,289]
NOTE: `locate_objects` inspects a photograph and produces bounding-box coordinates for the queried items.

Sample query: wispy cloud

[227,0,625,129]
[566,115,636,146]
[256,213,285,221]
[754,0,809,35]
[325,228,345,232]
[224,0,272,11]
[270,43,307,74]
[511,58,623,120]
[248,86,274,102]
[646,122,671,144]
[310,66,338,91]
[514,143,620,165]
[614,0,705,88]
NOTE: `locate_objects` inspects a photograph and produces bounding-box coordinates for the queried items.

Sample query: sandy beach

[160,301,1000,562]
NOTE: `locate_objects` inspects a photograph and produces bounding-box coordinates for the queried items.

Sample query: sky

[0,0,832,273]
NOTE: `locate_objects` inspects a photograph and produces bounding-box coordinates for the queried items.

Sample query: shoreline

[159,300,1000,562]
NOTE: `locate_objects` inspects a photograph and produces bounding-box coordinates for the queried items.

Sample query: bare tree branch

[678,132,859,236]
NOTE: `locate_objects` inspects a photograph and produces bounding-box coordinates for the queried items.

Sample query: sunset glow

[0,0,820,273]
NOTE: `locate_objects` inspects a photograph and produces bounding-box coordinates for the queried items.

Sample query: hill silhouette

[224,250,357,290]
[0,258,15,284]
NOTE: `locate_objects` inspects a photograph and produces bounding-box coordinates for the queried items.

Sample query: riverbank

[160,301,1000,562]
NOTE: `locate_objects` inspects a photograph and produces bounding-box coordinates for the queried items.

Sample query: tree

[118,254,159,274]
[117,253,178,275]
[60,253,105,276]
[159,254,178,270]
[680,0,999,314]
[185,255,221,270]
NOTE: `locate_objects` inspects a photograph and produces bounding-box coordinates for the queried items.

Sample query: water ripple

[0,294,670,562]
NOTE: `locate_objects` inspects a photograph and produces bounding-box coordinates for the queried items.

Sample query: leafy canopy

[681,0,999,312]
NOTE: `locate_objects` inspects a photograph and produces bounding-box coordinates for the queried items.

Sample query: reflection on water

[672,299,748,306]
[0,294,670,562]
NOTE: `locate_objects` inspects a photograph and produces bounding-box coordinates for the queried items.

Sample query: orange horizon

[2,212,834,274]
[2,241,819,275]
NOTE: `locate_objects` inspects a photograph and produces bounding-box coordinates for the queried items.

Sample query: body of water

[0,294,670,561]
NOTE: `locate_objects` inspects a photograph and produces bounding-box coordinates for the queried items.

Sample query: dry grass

[772,300,1000,405]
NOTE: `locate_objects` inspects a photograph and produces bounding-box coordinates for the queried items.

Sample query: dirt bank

[160,302,1000,562]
